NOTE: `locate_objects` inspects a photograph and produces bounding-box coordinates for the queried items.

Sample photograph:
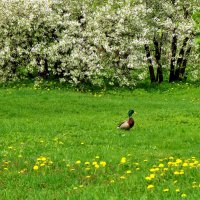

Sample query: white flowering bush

[0,0,199,87]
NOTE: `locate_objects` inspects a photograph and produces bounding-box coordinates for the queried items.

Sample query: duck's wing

[117,120,130,130]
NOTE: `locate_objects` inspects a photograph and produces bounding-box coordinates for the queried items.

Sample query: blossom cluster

[0,0,199,86]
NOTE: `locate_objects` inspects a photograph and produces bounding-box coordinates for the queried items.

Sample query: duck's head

[128,109,134,118]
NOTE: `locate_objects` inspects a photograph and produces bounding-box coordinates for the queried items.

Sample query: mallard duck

[117,109,135,130]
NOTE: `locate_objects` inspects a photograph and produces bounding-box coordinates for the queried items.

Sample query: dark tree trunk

[179,46,192,79]
[174,37,189,80]
[169,30,177,82]
[153,36,163,83]
[144,44,156,83]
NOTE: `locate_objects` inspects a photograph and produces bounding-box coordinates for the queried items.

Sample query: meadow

[0,83,200,200]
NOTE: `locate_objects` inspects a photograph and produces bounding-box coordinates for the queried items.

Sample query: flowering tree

[0,0,199,86]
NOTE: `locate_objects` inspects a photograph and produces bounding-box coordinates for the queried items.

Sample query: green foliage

[0,85,200,199]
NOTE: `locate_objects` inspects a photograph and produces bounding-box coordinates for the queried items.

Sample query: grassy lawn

[0,84,200,199]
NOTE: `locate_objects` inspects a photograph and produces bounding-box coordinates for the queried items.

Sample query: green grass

[0,83,200,199]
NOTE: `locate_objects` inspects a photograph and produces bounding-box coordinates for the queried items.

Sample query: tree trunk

[144,44,156,83]
[179,45,192,79]
[169,30,177,82]
[174,37,189,80]
[153,36,163,83]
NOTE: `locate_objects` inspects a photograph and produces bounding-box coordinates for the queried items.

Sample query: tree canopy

[0,0,199,87]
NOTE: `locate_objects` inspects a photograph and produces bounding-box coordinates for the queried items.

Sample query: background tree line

[0,0,199,87]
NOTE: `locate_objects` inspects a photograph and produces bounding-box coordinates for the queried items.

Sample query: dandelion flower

[92,161,98,165]
[176,189,180,192]
[120,157,126,164]
[182,163,189,167]
[76,160,81,164]
[94,164,99,169]
[86,175,91,179]
[85,161,90,165]
[159,163,164,168]
[147,184,154,189]
[174,171,180,175]
[149,174,155,179]
[33,165,39,170]
[126,170,132,174]
[120,176,126,179]
[145,176,151,181]
[100,161,106,167]
[180,170,184,175]
[163,188,169,192]
[181,193,187,198]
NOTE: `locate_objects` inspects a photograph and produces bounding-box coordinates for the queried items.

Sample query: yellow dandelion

[85,175,91,179]
[158,163,164,168]
[169,156,174,160]
[95,156,100,159]
[150,168,156,172]
[189,163,195,167]
[79,185,84,188]
[126,170,132,174]
[149,174,155,179]
[147,184,154,189]
[4,168,8,171]
[75,160,81,164]
[176,189,180,192]
[33,165,39,170]
[94,164,99,169]
[176,159,182,164]
[136,168,140,171]
[85,167,90,171]
[163,188,169,192]
[182,163,188,167]
[174,171,180,175]
[120,176,126,179]
[100,161,106,167]
[145,176,151,181]
[92,161,98,165]
[120,157,126,164]
[164,168,168,171]
[144,159,148,162]
[180,170,184,175]
[85,161,90,165]
[40,163,45,167]
[181,193,187,198]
